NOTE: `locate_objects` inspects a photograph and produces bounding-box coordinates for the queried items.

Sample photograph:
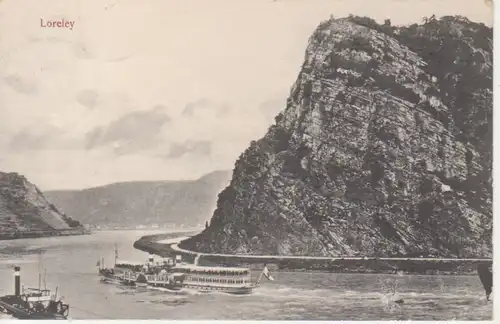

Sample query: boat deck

[0,296,66,320]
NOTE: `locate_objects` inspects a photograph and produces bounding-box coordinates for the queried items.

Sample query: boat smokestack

[175,255,182,265]
[148,254,154,264]
[14,266,20,296]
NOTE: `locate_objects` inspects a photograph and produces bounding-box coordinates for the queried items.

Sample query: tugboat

[0,266,70,319]
[97,245,143,285]
[97,256,142,285]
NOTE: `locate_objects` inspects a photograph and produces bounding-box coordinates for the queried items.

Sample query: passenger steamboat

[172,263,255,294]
[98,252,184,290]
[98,249,274,294]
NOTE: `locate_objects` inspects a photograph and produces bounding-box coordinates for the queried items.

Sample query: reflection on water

[0,230,493,320]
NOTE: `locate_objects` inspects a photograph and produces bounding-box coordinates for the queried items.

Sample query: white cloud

[84,106,171,154]
[76,89,99,109]
[3,75,37,95]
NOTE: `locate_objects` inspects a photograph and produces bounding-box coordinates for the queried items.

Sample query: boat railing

[185,276,252,284]
[23,288,52,297]
[146,274,178,282]
[122,271,137,281]
[186,274,251,280]
[173,269,250,276]
[20,288,54,303]
[184,279,253,287]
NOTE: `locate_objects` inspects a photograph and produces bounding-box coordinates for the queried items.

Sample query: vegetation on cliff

[0,171,83,239]
[181,16,492,258]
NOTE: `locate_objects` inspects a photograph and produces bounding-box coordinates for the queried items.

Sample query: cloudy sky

[0,0,492,190]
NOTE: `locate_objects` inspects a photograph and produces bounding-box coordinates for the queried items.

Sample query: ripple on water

[149,298,191,307]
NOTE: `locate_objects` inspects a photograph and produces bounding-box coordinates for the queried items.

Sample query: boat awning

[172,264,250,274]
[171,272,186,278]
[115,260,144,266]
[26,295,52,302]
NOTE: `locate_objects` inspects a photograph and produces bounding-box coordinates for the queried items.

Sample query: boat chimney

[175,255,182,265]
[14,266,20,296]
[148,254,154,264]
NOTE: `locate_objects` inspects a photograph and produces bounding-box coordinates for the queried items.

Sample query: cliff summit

[182,16,492,258]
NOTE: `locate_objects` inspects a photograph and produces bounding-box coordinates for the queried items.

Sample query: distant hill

[0,171,84,239]
[44,170,232,228]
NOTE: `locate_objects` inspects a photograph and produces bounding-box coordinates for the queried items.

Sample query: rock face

[0,171,82,235]
[182,16,492,258]
[45,170,231,228]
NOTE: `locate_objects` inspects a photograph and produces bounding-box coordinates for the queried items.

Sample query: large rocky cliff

[0,171,82,237]
[181,16,492,258]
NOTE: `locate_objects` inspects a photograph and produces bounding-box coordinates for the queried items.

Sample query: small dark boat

[0,266,70,320]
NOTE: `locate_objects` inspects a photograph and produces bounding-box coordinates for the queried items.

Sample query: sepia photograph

[0,0,494,320]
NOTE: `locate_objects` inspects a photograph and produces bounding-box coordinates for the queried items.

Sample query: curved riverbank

[133,231,200,259]
[133,232,492,275]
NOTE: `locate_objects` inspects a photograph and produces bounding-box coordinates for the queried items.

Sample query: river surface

[0,230,493,320]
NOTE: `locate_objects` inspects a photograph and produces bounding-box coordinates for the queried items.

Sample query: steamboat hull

[183,284,254,295]
[99,275,124,285]
[0,295,69,320]
[96,255,268,296]
[99,272,184,291]
[146,282,183,291]
[99,268,134,286]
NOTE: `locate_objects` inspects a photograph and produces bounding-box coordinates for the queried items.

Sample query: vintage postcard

[0,0,494,321]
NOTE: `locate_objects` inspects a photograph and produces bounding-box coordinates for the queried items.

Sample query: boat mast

[44,268,47,290]
[37,252,42,290]
[114,244,118,267]
[255,268,265,286]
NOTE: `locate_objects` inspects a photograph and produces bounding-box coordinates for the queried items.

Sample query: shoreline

[0,228,89,241]
[133,231,202,257]
[133,232,492,276]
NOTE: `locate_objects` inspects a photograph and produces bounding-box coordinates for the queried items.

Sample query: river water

[0,230,493,320]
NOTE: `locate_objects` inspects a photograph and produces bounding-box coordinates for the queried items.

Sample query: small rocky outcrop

[181,16,492,258]
[0,171,82,237]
